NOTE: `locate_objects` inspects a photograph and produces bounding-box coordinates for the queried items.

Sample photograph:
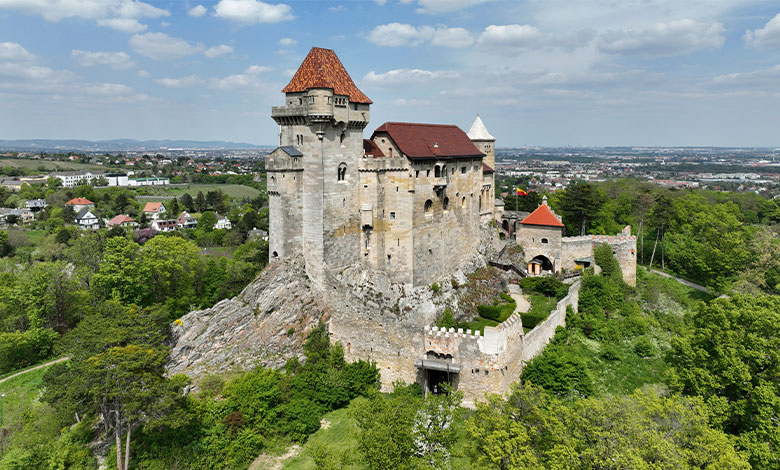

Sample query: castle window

[272,251,278,258]
[424,199,433,214]
[340,132,346,146]
[337,163,347,181]
[388,147,393,157]
[461,166,466,174]
[541,238,548,244]
[461,197,466,208]
[415,170,419,178]
[270,175,275,186]
[389,211,395,220]
[443,197,449,211]
[434,165,441,178]
[426,169,430,177]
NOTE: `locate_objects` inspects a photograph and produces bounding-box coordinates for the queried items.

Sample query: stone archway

[528,254,554,275]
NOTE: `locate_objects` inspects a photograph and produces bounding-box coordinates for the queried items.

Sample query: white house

[75,209,100,230]
[142,202,166,220]
[214,214,232,230]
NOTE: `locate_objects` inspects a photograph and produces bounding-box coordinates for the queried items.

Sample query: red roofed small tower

[516,196,565,275]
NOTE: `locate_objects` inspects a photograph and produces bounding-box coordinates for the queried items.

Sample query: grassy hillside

[0,158,110,172]
[134,183,261,200]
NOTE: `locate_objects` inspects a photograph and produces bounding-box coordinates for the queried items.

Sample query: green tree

[556,182,607,235]
[195,191,206,212]
[593,243,623,281]
[138,236,200,312]
[0,229,11,257]
[180,193,194,212]
[93,237,144,303]
[198,211,217,232]
[668,294,780,469]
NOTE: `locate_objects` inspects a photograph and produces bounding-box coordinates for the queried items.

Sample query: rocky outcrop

[167,224,504,386]
[167,257,326,379]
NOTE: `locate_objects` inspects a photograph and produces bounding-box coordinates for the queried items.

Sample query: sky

[1,0,780,147]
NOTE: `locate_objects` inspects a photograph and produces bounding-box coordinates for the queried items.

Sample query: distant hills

[0,139,267,152]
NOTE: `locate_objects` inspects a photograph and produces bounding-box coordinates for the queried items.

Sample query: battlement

[359,157,409,172]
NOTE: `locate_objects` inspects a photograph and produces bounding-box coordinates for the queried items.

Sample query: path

[646,268,709,293]
[507,284,531,314]
[248,445,301,470]
[0,357,69,386]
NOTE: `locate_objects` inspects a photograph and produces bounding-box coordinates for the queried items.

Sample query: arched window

[434,165,441,178]
[424,199,433,214]
[541,238,548,244]
[272,251,278,258]
[443,197,449,210]
[270,175,275,186]
[337,163,347,181]
[461,197,466,208]
[340,131,346,146]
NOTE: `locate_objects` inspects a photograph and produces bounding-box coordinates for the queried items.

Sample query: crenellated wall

[422,279,581,406]
[589,226,637,286]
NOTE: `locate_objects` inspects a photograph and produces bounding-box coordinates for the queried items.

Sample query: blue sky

[1,0,780,147]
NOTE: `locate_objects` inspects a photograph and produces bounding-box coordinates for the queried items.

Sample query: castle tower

[268,47,371,286]
[468,114,496,221]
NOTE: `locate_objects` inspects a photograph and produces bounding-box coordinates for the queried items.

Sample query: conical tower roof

[282,47,372,104]
[467,114,495,141]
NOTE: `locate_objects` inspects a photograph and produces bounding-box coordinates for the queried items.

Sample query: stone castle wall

[421,279,580,406]
[590,226,637,286]
[516,224,563,269]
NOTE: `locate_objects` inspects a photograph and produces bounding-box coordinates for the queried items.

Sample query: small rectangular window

[461,167,466,174]
[416,170,420,178]
[389,212,395,220]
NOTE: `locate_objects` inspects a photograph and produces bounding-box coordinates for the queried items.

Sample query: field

[133,183,262,200]
[0,366,49,439]
[0,158,110,172]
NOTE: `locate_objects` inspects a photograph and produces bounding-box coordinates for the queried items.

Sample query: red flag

[516,188,528,196]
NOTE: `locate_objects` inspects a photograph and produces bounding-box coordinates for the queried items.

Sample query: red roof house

[520,201,564,227]
[65,198,94,207]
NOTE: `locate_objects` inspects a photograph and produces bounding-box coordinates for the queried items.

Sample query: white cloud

[477,24,545,48]
[204,44,233,58]
[214,0,293,24]
[83,82,134,95]
[373,0,387,5]
[0,0,168,34]
[362,68,460,85]
[744,13,780,48]
[0,42,34,62]
[598,19,725,56]
[97,17,147,32]
[72,50,134,70]
[96,17,147,32]
[156,74,203,88]
[130,32,204,60]
[137,69,150,78]
[188,5,207,17]
[328,5,344,12]
[412,0,493,14]
[368,23,474,48]
[279,37,296,46]
[212,65,270,90]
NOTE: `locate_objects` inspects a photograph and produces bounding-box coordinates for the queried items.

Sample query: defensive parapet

[421,279,581,407]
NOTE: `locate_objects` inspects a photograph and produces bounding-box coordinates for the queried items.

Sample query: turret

[467,114,495,170]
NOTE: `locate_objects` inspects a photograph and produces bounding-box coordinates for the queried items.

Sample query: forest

[0,177,778,469]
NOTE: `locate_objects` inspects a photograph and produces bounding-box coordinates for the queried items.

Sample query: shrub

[520,276,568,299]
[438,309,456,329]
[0,328,58,374]
[431,282,440,294]
[523,345,593,396]
[477,305,502,321]
[594,243,623,282]
[600,344,620,361]
[633,336,656,357]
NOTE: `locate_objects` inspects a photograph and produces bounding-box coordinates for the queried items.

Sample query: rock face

[167,257,326,379]
[167,224,504,387]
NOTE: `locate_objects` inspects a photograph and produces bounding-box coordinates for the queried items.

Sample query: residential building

[142,202,166,219]
[65,198,95,212]
[75,209,100,230]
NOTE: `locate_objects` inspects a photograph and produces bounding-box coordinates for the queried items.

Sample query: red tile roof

[65,198,93,206]
[282,47,372,104]
[363,139,385,157]
[371,122,484,160]
[107,214,135,226]
[482,163,494,173]
[520,203,564,227]
[143,202,164,212]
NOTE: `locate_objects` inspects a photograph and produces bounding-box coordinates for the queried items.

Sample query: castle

[264,47,636,403]
[266,47,497,287]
